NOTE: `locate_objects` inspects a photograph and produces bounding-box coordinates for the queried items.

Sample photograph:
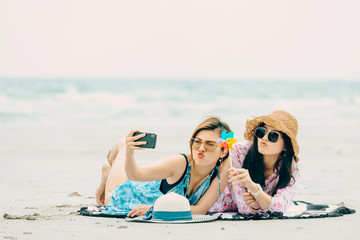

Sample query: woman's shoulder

[232,141,252,155]
[165,154,189,163]
[159,154,189,181]
[230,141,252,167]
[158,154,189,170]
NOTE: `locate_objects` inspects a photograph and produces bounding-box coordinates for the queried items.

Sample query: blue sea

[1,78,359,158]
[0,78,359,209]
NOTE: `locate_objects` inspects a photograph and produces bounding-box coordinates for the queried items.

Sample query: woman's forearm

[254,192,272,210]
[124,151,141,180]
[190,205,207,215]
[247,183,272,210]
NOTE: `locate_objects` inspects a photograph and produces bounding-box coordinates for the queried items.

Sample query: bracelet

[250,183,263,197]
[251,207,261,211]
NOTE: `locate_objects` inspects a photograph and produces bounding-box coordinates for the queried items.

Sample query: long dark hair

[243,123,296,196]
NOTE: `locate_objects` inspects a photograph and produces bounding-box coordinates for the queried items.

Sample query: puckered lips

[259,141,268,147]
[197,152,205,158]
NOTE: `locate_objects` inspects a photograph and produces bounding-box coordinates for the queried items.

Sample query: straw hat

[125,192,218,224]
[244,110,299,162]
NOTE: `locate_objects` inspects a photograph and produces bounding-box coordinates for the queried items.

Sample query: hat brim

[125,214,218,224]
[244,116,299,162]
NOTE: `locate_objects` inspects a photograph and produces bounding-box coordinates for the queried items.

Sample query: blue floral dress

[105,154,220,215]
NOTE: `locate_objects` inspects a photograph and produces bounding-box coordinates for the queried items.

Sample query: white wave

[1,89,359,124]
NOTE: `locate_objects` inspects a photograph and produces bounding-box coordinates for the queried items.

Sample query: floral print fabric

[209,141,299,214]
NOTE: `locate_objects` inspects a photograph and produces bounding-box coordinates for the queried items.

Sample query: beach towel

[79,206,127,218]
[79,201,355,220]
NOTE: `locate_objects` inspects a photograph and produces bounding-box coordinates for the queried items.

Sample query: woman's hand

[243,192,261,212]
[127,204,152,217]
[228,167,255,190]
[125,130,147,155]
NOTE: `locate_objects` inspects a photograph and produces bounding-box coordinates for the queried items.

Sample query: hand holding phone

[132,132,157,149]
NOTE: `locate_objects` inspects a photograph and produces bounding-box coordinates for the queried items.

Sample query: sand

[0,198,358,240]
[1,145,359,240]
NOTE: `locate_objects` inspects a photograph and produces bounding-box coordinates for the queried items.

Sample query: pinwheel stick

[217,130,238,193]
[229,156,235,192]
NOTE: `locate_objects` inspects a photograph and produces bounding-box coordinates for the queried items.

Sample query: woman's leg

[107,142,122,166]
[95,164,110,205]
[95,141,123,205]
[104,138,129,205]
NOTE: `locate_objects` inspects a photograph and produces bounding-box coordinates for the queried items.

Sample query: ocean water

[0,79,360,209]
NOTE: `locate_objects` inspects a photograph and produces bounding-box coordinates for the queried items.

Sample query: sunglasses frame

[255,126,281,143]
[190,138,219,152]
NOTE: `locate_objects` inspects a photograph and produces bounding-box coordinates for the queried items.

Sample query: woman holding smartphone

[96,117,233,217]
[210,110,300,214]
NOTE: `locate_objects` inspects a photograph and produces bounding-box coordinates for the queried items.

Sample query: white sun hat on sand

[125,192,218,224]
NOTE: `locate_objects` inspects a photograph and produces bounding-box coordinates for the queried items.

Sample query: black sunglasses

[255,126,280,143]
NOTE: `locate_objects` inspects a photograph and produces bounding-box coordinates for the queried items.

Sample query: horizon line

[1,76,359,82]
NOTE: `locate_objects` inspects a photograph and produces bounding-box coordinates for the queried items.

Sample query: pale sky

[0,0,359,80]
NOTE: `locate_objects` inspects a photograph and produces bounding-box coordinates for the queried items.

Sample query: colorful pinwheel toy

[217,130,237,151]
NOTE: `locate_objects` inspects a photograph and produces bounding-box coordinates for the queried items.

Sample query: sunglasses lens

[255,127,266,138]
[205,143,217,152]
[191,138,218,152]
[255,127,280,143]
[268,132,280,143]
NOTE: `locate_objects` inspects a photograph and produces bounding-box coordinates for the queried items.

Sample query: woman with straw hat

[210,110,300,214]
[95,117,236,216]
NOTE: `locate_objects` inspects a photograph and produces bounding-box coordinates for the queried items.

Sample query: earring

[218,157,223,165]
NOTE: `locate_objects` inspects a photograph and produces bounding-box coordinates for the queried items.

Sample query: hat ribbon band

[152,210,192,221]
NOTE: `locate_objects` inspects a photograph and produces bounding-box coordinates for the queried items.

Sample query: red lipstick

[197,152,205,158]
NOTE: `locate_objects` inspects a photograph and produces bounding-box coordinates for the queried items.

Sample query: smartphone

[133,132,157,149]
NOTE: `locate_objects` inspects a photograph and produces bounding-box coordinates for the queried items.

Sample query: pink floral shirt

[210,141,299,214]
